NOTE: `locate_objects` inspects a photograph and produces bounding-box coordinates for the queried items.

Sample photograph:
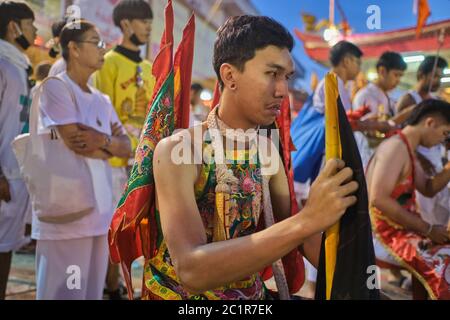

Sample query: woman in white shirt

[33,20,131,300]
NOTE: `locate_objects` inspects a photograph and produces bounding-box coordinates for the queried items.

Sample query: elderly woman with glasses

[32,20,131,300]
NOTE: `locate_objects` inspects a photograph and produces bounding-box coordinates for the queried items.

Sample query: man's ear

[424,116,436,128]
[7,21,21,39]
[342,54,351,68]
[220,63,239,90]
[120,19,132,35]
[378,66,387,78]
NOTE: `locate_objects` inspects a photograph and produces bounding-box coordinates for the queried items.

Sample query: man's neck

[374,79,388,93]
[120,38,140,52]
[332,67,348,83]
[414,82,429,99]
[218,92,258,131]
[401,126,422,150]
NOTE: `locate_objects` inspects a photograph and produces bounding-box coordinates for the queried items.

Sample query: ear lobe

[219,63,238,90]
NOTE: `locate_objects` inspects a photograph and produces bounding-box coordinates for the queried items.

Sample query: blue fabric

[291,96,325,183]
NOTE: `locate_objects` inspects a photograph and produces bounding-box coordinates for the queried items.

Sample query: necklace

[206,106,290,300]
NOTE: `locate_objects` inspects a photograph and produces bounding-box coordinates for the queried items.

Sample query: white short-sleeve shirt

[32,72,124,240]
[313,76,352,114]
[353,82,394,119]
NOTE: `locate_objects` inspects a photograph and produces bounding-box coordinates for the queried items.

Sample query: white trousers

[373,237,400,266]
[35,235,108,300]
[0,179,31,252]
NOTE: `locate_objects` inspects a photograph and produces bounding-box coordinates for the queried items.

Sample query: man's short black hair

[51,19,67,38]
[407,99,450,126]
[113,0,153,29]
[417,55,448,79]
[376,51,407,72]
[213,15,294,89]
[0,1,34,39]
[191,83,203,94]
[329,41,363,67]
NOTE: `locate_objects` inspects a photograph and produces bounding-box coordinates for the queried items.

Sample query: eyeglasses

[77,39,106,50]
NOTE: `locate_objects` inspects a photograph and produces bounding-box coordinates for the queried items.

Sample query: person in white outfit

[353,51,406,121]
[32,20,131,300]
[374,56,449,286]
[352,52,407,169]
[396,55,447,114]
[47,19,68,77]
[295,41,363,296]
[397,55,449,229]
[0,1,36,300]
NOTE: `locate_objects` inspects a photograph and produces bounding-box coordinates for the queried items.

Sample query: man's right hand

[428,225,450,244]
[0,177,11,202]
[301,159,358,235]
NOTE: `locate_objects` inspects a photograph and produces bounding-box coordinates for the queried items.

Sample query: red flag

[174,14,195,129]
[160,0,174,50]
[276,97,299,215]
[109,0,181,299]
[416,0,431,38]
[149,0,174,106]
[270,96,304,294]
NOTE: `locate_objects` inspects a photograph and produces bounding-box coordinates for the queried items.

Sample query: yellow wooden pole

[324,72,342,300]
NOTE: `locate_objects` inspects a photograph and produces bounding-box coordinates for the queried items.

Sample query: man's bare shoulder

[396,93,415,112]
[153,123,208,170]
[376,135,408,162]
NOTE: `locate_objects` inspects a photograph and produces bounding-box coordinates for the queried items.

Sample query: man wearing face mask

[93,0,155,299]
[0,1,36,299]
[47,19,68,76]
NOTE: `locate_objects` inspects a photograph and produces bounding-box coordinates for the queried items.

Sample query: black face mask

[15,34,31,50]
[48,46,60,58]
[130,33,145,46]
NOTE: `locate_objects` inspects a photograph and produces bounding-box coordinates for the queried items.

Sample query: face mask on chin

[13,23,31,50]
[130,33,145,46]
[48,46,60,58]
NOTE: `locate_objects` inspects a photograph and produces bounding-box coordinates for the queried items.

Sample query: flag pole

[324,72,342,300]
[427,28,446,94]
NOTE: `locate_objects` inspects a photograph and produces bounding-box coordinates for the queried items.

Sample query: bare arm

[58,123,131,160]
[154,134,357,294]
[396,94,415,114]
[76,123,131,159]
[56,123,111,159]
[391,105,416,126]
[415,159,450,197]
[369,139,429,234]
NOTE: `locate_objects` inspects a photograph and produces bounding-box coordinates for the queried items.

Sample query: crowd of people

[292,41,450,299]
[0,0,449,300]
